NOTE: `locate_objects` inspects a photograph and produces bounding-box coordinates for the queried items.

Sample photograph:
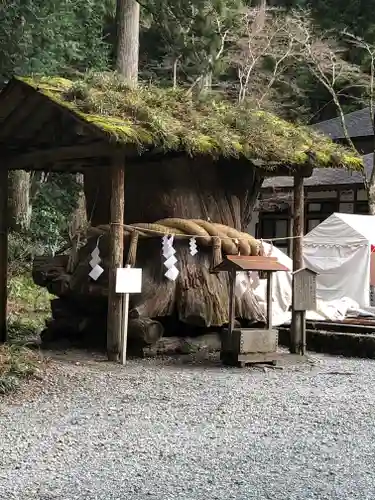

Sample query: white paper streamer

[161,235,179,281]
[189,237,198,256]
[89,237,103,280]
[89,264,104,281]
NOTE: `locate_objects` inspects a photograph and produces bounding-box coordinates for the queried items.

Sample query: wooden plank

[0,166,8,342]
[291,173,304,354]
[0,94,42,140]
[7,143,113,170]
[9,79,106,142]
[107,154,125,361]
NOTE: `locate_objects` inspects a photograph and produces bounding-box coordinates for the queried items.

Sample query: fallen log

[32,255,69,287]
[143,333,221,356]
[127,318,164,345]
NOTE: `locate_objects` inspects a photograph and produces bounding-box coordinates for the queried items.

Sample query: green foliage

[8,274,51,316]
[0,344,42,394]
[22,73,362,169]
[7,174,81,275]
[307,0,375,42]
[7,273,51,348]
[0,0,113,83]
[31,174,81,256]
[140,0,243,85]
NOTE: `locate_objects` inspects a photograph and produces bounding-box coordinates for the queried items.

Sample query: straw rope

[85,218,263,267]
[88,218,260,255]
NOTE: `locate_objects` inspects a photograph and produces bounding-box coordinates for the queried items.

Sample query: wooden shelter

[0,73,362,360]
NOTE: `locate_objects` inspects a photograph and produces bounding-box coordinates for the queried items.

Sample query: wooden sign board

[292,268,317,311]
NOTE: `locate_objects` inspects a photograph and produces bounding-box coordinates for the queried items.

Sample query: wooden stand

[292,268,317,355]
[213,256,288,367]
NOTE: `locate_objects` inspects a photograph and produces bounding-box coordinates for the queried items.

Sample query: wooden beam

[11,78,107,143]
[6,143,114,170]
[107,154,125,361]
[290,173,304,354]
[0,166,8,342]
[0,94,42,140]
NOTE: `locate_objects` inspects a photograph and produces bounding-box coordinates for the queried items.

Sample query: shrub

[0,344,42,394]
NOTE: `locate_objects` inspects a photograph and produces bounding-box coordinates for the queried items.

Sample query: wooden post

[291,173,304,354]
[300,310,306,355]
[266,271,273,332]
[0,167,8,343]
[107,156,125,361]
[228,269,236,335]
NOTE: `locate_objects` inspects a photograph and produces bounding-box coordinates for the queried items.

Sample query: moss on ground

[0,344,42,394]
[7,274,51,342]
[0,274,50,394]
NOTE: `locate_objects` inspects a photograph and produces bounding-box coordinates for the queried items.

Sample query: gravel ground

[1,351,375,500]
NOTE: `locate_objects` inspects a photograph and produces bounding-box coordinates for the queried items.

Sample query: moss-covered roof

[21,73,362,170]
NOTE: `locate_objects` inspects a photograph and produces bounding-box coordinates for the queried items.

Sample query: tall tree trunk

[199,55,213,95]
[69,173,87,238]
[8,171,31,232]
[368,184,375,215]
[368,151,375,215]
[115,0,139,86]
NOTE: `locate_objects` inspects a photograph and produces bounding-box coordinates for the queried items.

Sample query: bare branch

[289,11,373,194]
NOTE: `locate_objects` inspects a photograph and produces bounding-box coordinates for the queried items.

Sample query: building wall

[256,186,369,256]
[246,211,259,238]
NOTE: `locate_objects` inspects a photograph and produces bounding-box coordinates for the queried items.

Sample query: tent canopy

[303,213,375,306]
[303,213,375,247]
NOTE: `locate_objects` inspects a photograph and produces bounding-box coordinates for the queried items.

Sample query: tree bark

[291,173,304,354]
[107,159,125,361]
[368,184,375,215]
[115,0,139,86]
[69,173,87,237]
[143,333,221,357]
[368,151,375,215]
[8,170,31,231]
[127,318,164,345]
[0,167,8,343]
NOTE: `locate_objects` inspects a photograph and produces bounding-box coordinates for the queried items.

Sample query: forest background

[0,0,374,339]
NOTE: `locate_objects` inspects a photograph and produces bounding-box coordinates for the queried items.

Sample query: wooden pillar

[228,269,236,335]
[107,156,125,361]
[290,173,304,354]
[0,167,8,343]
[266,272,273,332]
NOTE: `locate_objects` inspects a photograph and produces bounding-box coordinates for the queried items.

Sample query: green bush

[8,173,81,275]
[0,344,42,394]
[30,173,81,256]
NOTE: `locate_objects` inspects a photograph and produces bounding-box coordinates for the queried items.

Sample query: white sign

[116,268,142,294]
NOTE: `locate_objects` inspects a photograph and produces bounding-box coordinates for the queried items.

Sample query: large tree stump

[33,156,266,348]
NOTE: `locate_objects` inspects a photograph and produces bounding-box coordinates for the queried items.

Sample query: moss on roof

[20,73,362,170]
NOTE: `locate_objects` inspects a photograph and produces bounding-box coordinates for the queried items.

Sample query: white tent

[303,213,375,307]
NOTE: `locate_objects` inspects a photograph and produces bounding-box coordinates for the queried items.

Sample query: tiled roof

[313,107,373,139]
[262,153,372,189]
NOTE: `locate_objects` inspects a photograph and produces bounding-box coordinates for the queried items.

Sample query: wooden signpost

[292,267,317,355]
[116,265,143,365]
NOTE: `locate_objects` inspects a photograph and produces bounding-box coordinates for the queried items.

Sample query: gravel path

[1,352,375,500]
